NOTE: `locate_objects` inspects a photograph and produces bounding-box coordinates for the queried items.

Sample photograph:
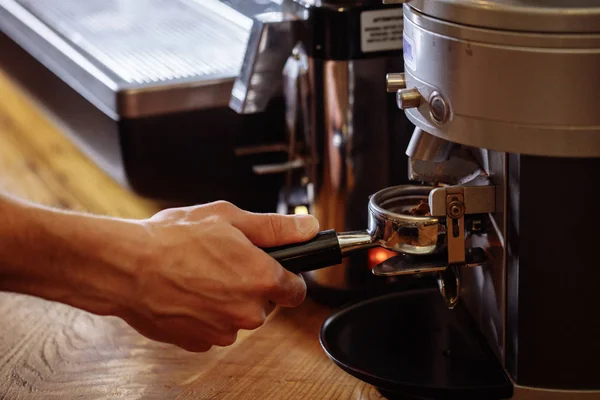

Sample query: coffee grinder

[261,1,600,397]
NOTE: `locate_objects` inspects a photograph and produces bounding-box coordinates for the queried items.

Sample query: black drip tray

[320,288,513,400]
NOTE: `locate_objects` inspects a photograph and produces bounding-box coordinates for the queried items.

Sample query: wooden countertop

[0,71,383,399]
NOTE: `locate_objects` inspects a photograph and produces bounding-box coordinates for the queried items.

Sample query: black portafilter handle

[262,230,343,274]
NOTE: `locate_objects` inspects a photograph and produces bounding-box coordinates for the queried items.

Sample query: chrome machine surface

[378,0,600,398]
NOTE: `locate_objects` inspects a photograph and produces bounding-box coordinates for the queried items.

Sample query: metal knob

[386,73,406,92]
[396,88,421,109]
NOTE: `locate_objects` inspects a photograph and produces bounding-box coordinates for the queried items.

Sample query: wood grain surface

[0,70,384,399]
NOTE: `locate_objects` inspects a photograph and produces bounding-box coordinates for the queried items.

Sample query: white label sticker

[360,8,404,53]
[403,34,416,71]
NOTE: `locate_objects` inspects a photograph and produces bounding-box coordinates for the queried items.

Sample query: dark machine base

[320,288,513,400]
[0,32,286,212]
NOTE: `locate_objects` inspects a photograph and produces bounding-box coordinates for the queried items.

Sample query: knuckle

[272,264,289,287]
[257,270,283,294]
[150,207,182,221]
[203,214,225,226]
[211,200,237,214]
[266,214,283,241]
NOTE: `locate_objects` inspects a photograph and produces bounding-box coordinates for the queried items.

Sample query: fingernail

[294,214,319,235]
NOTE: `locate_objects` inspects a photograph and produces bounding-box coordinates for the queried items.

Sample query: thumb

[230,212,319,248]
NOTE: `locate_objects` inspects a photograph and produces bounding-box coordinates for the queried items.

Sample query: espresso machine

[230,0,416,302]
[0,0,288,211]
[262,0,600,398]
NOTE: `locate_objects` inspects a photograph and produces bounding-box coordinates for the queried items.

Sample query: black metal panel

[507,154,600,389]
[118,102,287,211]
[295,1,404,61]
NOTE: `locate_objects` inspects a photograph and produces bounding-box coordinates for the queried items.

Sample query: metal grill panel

[16,0,252,85]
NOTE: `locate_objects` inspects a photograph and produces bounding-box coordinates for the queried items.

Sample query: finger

[121,311,236,351]
[120,313,213,352]
[230,211,320,248]
[156,317,239,349]
[266,264,307,308]
[265,301,276,318]
[224,302,268,331]
[183,200,320,247]
[239,242,308,308]
[176,339,214,353]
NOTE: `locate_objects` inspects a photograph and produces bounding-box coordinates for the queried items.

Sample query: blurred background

[0,0,412,295]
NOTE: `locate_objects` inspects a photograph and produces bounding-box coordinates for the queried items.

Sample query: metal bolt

[386,73,406,92]
[396,88,421,109]
[447,201,464,218]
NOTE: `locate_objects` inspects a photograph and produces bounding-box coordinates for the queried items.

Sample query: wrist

[0,196,56,289]
[0,195,151,316]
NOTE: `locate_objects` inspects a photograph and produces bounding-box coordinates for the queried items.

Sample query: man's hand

[0,195,319,353]
[120,201,319,352]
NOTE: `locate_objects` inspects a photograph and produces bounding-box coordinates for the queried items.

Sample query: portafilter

[264,185,446,274]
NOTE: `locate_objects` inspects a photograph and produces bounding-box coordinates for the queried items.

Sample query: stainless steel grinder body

[391,0,600,397]
[230,0,415,296]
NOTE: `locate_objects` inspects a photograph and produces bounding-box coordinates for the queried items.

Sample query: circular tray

[319,288,513,400]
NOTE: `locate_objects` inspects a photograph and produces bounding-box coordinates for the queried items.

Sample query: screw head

[447,201,464,218]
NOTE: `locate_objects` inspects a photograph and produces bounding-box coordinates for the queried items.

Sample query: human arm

[0,194,319,351]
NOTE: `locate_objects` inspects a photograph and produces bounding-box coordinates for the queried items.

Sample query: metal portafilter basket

[264,186,447,274]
